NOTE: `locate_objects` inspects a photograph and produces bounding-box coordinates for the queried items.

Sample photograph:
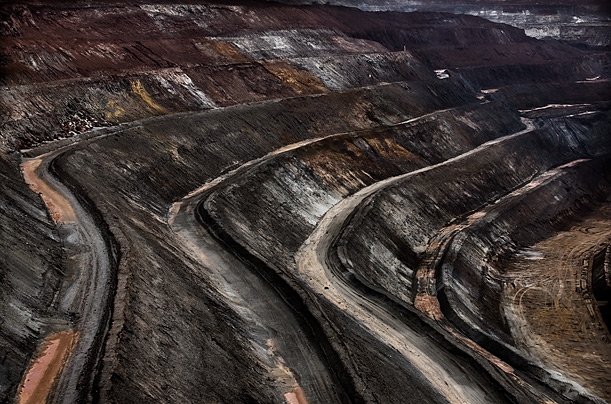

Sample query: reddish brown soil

[284,387,308,404]
[21,158,76,223]
[17,331,78,404]
[504,202,611,401]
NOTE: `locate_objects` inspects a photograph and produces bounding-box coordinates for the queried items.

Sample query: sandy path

[171,193,347,403]
[284,388,308,404]
[21,158,76,223]
[17,332,78,404]
[20,144,114,404]
[295,120,538,404]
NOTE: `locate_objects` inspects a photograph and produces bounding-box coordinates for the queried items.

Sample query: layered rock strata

[1,1,610,403]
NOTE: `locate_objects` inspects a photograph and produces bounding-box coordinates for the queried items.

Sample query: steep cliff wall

[345,113,608,289]
[333,112,611,401]
[440,156,610,341]
[336,126,581,309]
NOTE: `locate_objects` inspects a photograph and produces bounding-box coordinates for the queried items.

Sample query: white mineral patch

[225,29,346,59]
[524,26,561,39]
[139,4,215,29]
[155,70,216,109]
[517,249,544,260]
[435,69,450,79]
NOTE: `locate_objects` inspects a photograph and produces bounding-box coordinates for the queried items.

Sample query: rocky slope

[0,152,63,401]
[279,0,611,48]
[1,1,610,403]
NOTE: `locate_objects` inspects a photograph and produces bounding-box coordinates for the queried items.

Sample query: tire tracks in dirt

[294,119,575,404]
[19,131,120,404]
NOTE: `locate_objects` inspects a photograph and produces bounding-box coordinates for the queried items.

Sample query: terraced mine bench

[2,2,610,403]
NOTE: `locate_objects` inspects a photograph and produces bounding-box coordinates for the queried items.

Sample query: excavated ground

[504,199,611,400]
[1,1,611,404]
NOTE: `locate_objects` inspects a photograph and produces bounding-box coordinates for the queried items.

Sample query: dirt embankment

[0,153,63,401]
[49,80,479,403]
[335,114,607,311]
[200,106,611,401]
[1,2,610,403]
[329,111,611,402]
[205,100,523,272]
[440,158,611,401]
[2,1,602,150]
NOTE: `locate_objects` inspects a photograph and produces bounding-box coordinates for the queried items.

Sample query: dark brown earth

[1,1,610,403]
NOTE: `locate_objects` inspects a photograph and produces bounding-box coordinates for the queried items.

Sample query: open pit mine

[1,0,610,403]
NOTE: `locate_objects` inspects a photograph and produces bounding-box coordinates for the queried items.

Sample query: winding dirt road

[15,93,591,404]
[170,189,346,404]
[414,158,584,317]
[15,91,475,404]
[294,120,543,404]
[20,141,115,404]
[166,102,491,403]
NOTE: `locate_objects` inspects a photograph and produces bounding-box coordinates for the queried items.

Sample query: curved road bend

[410,158,610,403]
[171,193,348,404]
[21,139,115,404]
[168,102,488,403]
[15,96,480,404]
[295,120,539,404]
[167,130,374,403]
[439,158,610,404]
[414,155,572,314]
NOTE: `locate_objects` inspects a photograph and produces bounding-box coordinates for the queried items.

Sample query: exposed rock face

[206,100,525,270]
[1,1,610,404]
[281,0,611,48]
[0,153,63,400]
[51,80,485,404]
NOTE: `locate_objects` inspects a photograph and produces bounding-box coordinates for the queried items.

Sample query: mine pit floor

[504,198,611,401]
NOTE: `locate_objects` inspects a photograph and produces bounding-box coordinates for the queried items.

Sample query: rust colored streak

[263,61,328,95]
[21,159,76,223]
[205,41,252,63]
[17,331,78,404]
[414,293,444,321]
[284,387,308,404]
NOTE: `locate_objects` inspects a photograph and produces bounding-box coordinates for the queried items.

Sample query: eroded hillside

[1,1,610,403]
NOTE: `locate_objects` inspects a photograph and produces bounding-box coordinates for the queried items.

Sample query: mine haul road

[21,139,115,404]
[167,105,529,404]
[15,102,557,404]
[170,191,350,403]
[294,120,553,404]
[17,96,478,404]
[168,102,498,404]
